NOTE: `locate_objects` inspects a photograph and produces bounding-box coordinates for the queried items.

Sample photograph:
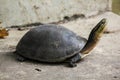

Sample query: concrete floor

[0,12,120,80]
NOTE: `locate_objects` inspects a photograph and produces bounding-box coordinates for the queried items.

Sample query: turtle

[14,18,107,67]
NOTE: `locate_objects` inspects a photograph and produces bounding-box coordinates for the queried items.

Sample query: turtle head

[80,18,107,54]
[89,18,107,41]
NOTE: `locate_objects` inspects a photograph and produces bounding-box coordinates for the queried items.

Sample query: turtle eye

[102,21,106,24]
[101,18,106,24]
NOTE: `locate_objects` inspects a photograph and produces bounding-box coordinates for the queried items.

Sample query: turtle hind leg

[16,55,26,62]
[65,53,81,67]
[14,51,26,62]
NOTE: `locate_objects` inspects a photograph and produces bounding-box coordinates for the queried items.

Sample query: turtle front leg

[66,53,81,67]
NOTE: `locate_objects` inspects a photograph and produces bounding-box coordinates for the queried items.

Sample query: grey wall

[0,0,112,27]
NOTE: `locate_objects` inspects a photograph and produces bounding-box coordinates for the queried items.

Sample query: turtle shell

[16,24,87,62]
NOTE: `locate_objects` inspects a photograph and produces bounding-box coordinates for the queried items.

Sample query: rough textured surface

[0,12,120,80]
[0,0,111,27]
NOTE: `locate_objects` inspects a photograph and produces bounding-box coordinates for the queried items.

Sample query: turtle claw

[69,62,77,67]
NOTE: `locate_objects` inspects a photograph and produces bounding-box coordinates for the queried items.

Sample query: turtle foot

[68,62,77,67]
[16,55,26,62]
[66,53,81,67]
